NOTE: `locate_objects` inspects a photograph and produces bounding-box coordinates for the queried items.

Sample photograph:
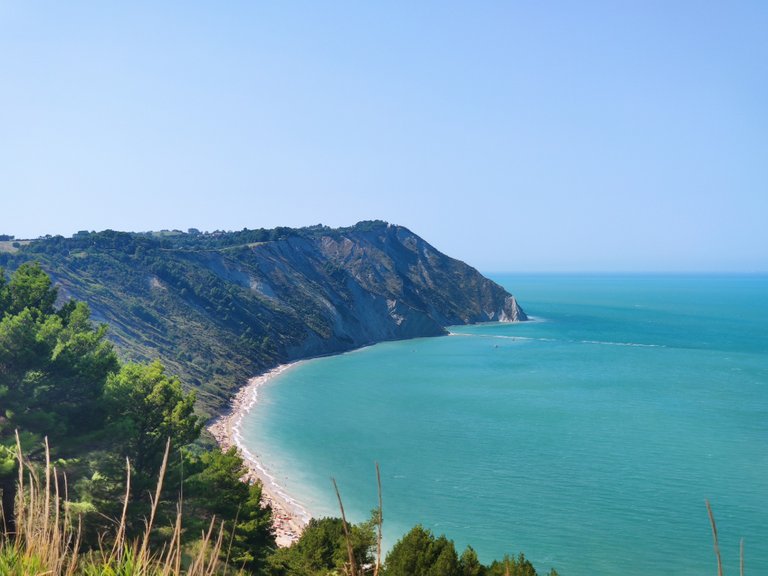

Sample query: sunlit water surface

[240,274,768,575]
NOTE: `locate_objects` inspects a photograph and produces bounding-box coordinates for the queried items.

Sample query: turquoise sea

[239,274,768,575]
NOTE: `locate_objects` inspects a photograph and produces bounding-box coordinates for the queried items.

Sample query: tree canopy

[104,360,201,490]
[0,264,119,437]
[268,516,376,576]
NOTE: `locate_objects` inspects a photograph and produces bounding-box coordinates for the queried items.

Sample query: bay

[239,274,768,575]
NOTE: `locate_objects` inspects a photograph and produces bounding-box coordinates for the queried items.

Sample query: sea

[238,274,768,575]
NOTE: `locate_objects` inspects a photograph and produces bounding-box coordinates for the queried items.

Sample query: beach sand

[207,363,310,547]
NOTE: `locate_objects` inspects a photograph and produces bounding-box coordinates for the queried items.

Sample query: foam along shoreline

[207,362,310,547]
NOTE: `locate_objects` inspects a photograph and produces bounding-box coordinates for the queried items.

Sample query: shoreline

[206,329,516,546]
[207,362,310,547]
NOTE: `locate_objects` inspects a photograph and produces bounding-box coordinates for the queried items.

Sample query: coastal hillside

[1,221,526,415]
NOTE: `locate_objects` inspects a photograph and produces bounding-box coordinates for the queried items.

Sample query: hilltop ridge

[1,221,526,415]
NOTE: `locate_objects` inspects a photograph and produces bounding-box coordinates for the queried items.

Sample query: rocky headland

[3,221,526,416]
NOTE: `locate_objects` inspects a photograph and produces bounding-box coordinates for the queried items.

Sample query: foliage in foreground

[382,525,558,576]
[1,434,241,576]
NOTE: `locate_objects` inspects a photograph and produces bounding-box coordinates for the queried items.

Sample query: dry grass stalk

[15,430,24,533]
[11,433,81,575]
[185,517,225,576]
[373,462,383,576]
[222,504,241,571]
[332,477,357,576]
[3,433,236,575]
[139,437,172,568]
[159,503,184,576]
[110,456,132,566]
[706,499,724,576]
[740,538,745,576]
[44,436,51,544]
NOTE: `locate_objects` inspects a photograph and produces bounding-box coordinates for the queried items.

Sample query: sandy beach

[207,363,310,547]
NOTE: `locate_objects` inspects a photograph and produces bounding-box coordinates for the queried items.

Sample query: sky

[1,1,766,272]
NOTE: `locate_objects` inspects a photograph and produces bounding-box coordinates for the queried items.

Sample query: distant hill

[1,221,526,416]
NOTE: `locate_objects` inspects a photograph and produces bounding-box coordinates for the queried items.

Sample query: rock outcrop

[243,222,526,358]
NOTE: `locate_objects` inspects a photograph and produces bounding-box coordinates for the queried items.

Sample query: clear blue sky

[2,2,766,272]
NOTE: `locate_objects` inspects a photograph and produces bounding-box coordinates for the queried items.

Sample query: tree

[6,262,57,317]
[268,516,375,576]
[41,301,119,431]
[0,298,118,437]
[185,447,276,572]
[104,361,201,494]
[0,265,120,536]
[0,308,43,403]
[384,525,460,576]
[459,546,486,576]
[485,554,539,576]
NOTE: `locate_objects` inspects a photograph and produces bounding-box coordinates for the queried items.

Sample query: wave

[449,332,663,348]
[579,339,663,348]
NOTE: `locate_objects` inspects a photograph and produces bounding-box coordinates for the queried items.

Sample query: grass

[0,433,244,576]
[0,241,29,254]
[706,499,745,576]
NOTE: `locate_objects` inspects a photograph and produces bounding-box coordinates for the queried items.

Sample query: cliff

[2,221,526,414]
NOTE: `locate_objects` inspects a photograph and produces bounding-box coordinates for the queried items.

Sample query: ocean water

[239,274,768,575]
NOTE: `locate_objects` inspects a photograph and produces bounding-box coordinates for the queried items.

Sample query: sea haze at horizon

[239,274,768,576]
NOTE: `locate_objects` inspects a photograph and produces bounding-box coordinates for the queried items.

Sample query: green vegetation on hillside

[0,230,307,415]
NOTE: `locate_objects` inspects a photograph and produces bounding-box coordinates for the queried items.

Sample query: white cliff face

[499,296,525,322]
[248,223,527,359]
